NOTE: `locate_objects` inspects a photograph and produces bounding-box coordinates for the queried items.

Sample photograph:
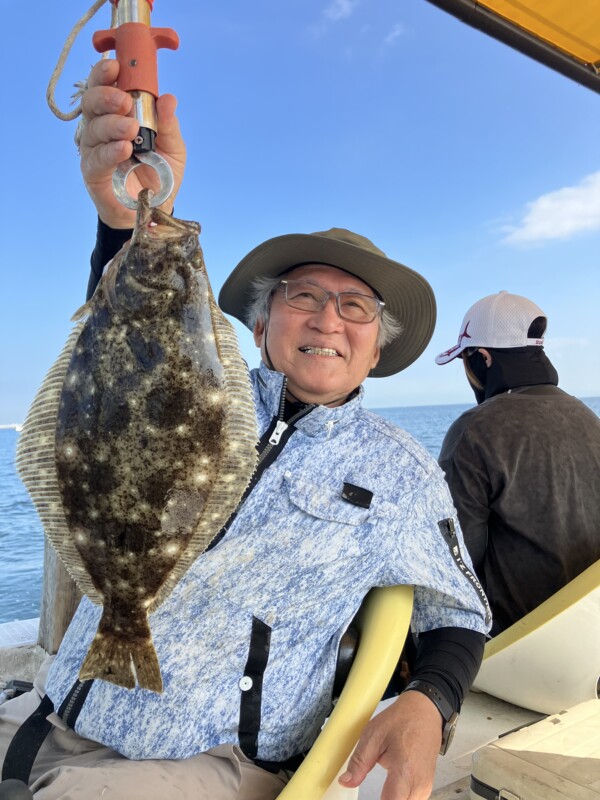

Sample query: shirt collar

[254,361,364,435]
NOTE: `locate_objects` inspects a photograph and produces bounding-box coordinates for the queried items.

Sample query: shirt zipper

[58,678,94,728]
[257,377,316,464]
[60,682,85,725]
[206,377,315,552]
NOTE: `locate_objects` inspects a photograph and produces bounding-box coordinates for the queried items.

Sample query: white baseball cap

[435,291,546,365]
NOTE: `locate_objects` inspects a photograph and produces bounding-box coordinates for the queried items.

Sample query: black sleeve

[408,626,486,714]
[86,217,133,301]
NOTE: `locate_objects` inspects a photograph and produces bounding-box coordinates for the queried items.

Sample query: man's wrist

[402,680,459,755]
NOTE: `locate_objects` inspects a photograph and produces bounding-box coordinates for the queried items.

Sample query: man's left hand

[338,690,442,799]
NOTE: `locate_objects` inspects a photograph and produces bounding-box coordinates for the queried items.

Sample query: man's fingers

[81,85,133,123]
[82,61,132,126]
[155,94,179,139]
[380,768,433,800]
[86,58,120,90]
[156,93,178,121]
[80,114,138,150]
[339,739,380,788]
[81,140,133,183]
[380,769,413,800]
[155,95,186,159]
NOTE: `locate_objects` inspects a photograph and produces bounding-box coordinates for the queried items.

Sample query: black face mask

[466,347,559,404]
[466,350,488,405]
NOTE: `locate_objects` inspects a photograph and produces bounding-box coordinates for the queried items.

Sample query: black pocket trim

[238,616,272,759]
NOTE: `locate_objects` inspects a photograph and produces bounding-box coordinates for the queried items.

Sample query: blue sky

[2,0,599,423]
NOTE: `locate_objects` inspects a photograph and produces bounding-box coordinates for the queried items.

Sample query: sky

[1,0,600,423]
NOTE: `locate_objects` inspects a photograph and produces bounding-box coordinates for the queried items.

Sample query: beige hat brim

[218,232,436,377]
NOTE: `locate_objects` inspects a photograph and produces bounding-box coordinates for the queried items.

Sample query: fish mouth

[299,346,341,357]
[134,189,201,239]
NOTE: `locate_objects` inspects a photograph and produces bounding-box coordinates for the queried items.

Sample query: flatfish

[16,190,258,692]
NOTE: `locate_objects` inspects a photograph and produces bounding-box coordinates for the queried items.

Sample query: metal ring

[112,151,175,210]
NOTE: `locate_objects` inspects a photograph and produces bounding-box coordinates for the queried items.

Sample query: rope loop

[47,0,116,122]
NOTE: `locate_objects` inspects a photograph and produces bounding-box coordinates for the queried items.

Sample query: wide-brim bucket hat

[218,228,437,378]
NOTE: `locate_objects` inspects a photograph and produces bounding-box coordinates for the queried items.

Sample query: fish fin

[130,640,163,694]
[79,628,163,693]
[79,632,136,690]
[70,300,92,322]
[148,302,258,614]
[16,322,103,604]
[71,243,130,321]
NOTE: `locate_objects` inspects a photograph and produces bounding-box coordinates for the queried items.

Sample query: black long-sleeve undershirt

[87,217,133,301]
[87,216,487,717]
[410,627,485,712]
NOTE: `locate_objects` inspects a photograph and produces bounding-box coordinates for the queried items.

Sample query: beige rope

[46,0,115,122]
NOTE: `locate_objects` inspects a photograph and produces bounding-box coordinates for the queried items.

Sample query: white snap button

[239,676,253,691]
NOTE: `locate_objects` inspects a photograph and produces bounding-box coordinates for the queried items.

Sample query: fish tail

[130,638,163,694]
[79,631,136,689]
[79,624,163,693]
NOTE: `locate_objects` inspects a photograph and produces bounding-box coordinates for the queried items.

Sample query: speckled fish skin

[16,190,258,693]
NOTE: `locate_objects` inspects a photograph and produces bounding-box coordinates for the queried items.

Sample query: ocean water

[1,396,599,625]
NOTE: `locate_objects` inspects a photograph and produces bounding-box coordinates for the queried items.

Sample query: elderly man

[0,60,489,800]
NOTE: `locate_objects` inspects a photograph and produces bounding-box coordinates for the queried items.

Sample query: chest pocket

[280,471,403,571]
[284,472,378,527]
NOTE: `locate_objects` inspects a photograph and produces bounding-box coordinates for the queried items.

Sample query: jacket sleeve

[86,217,134,301]
[438,418,490,573]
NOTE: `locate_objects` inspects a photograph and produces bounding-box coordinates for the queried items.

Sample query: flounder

[17,190,258,692]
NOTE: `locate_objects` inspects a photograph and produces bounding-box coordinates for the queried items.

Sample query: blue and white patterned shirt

[45,363,490,761]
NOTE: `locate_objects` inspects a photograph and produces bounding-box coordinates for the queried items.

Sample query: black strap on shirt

[1,680,94,785]
[1,695,53,784]
[238,616,272,760]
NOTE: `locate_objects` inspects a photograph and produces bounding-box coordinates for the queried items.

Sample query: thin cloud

[324,0,359,22]
[383,23,404,47]
[503,171,600,244]
[309,0,358,38]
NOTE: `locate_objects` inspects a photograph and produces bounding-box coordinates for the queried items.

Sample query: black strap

[253,751,306,774]
[238,616,272,760]
[1,679,94,786]
[1,695,54,784]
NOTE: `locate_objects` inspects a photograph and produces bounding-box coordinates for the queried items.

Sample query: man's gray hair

[245,275,403,349]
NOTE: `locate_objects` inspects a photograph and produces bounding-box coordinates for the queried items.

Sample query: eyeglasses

[278,279,384,324]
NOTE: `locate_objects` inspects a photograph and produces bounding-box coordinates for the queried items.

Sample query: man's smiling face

[253,264,381,407]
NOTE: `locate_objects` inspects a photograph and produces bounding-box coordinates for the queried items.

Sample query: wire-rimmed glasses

[278,279,384,324]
